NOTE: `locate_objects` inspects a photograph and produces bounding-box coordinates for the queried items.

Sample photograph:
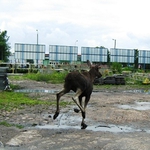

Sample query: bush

[111,62,122,73]
[24,71,68,83]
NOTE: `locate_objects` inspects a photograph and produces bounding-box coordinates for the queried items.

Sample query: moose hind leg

[53,88,67,120]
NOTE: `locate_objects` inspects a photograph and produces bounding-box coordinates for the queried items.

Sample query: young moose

[53,60,102,129]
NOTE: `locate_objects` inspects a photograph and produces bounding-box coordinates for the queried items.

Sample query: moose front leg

[81,106,87,129]
[81,117,87,129]
[72,98,87,129]
[74,96,82,113]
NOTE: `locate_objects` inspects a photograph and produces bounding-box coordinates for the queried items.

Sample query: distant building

[14,43,45,66]
[81,47,108,63]
[6,43,150,70]
[49,45,78,63]
[138,50,150,69]
[110,48,135,64]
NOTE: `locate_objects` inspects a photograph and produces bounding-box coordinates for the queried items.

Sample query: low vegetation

[9,71,68,83]
[9,68,150,87]
[0,121,24,129]
[25,71,68,83]
[0,91,69,112]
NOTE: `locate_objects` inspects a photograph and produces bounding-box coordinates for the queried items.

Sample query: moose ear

[87,60,92,68]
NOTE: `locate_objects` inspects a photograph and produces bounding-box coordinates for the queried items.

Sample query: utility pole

[36,29,38,45]
[112,39,116,49]
[75,40,78,46]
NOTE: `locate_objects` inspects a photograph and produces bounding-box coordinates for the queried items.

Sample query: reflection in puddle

[117,102,150,110]
[15,89,59,94]
[36,124,144,133]
[15,89,150,95]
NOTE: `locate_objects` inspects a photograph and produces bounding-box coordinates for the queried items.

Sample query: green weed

[10,84,21,90]
[0,121,24,129]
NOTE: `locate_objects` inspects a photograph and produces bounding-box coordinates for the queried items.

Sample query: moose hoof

[53,112,59,120]
[81,123,87,129]
[74,108,80,113]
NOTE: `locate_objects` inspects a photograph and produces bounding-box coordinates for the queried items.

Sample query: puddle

[35,113,150,133]
[15,89,150,95]
[117,102,150,110]
[14,89,59,94]
[124,89,150,94]
[36,124,144,133]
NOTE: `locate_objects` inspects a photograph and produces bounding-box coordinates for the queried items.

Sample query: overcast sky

[1,0,150,54]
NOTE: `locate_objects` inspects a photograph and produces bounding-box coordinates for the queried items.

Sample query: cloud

[1,0,150,53]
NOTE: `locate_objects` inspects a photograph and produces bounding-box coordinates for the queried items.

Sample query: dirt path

[0,80,150,150]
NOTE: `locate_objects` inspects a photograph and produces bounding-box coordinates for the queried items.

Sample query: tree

[0,30,11,62]
[95,46,106,49]
[134,49,138,69]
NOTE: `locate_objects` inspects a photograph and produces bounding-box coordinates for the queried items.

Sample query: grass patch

[0,121,24,129]
[0,91,69,111]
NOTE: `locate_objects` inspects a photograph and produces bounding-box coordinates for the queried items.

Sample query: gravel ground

[0,80,150,150]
